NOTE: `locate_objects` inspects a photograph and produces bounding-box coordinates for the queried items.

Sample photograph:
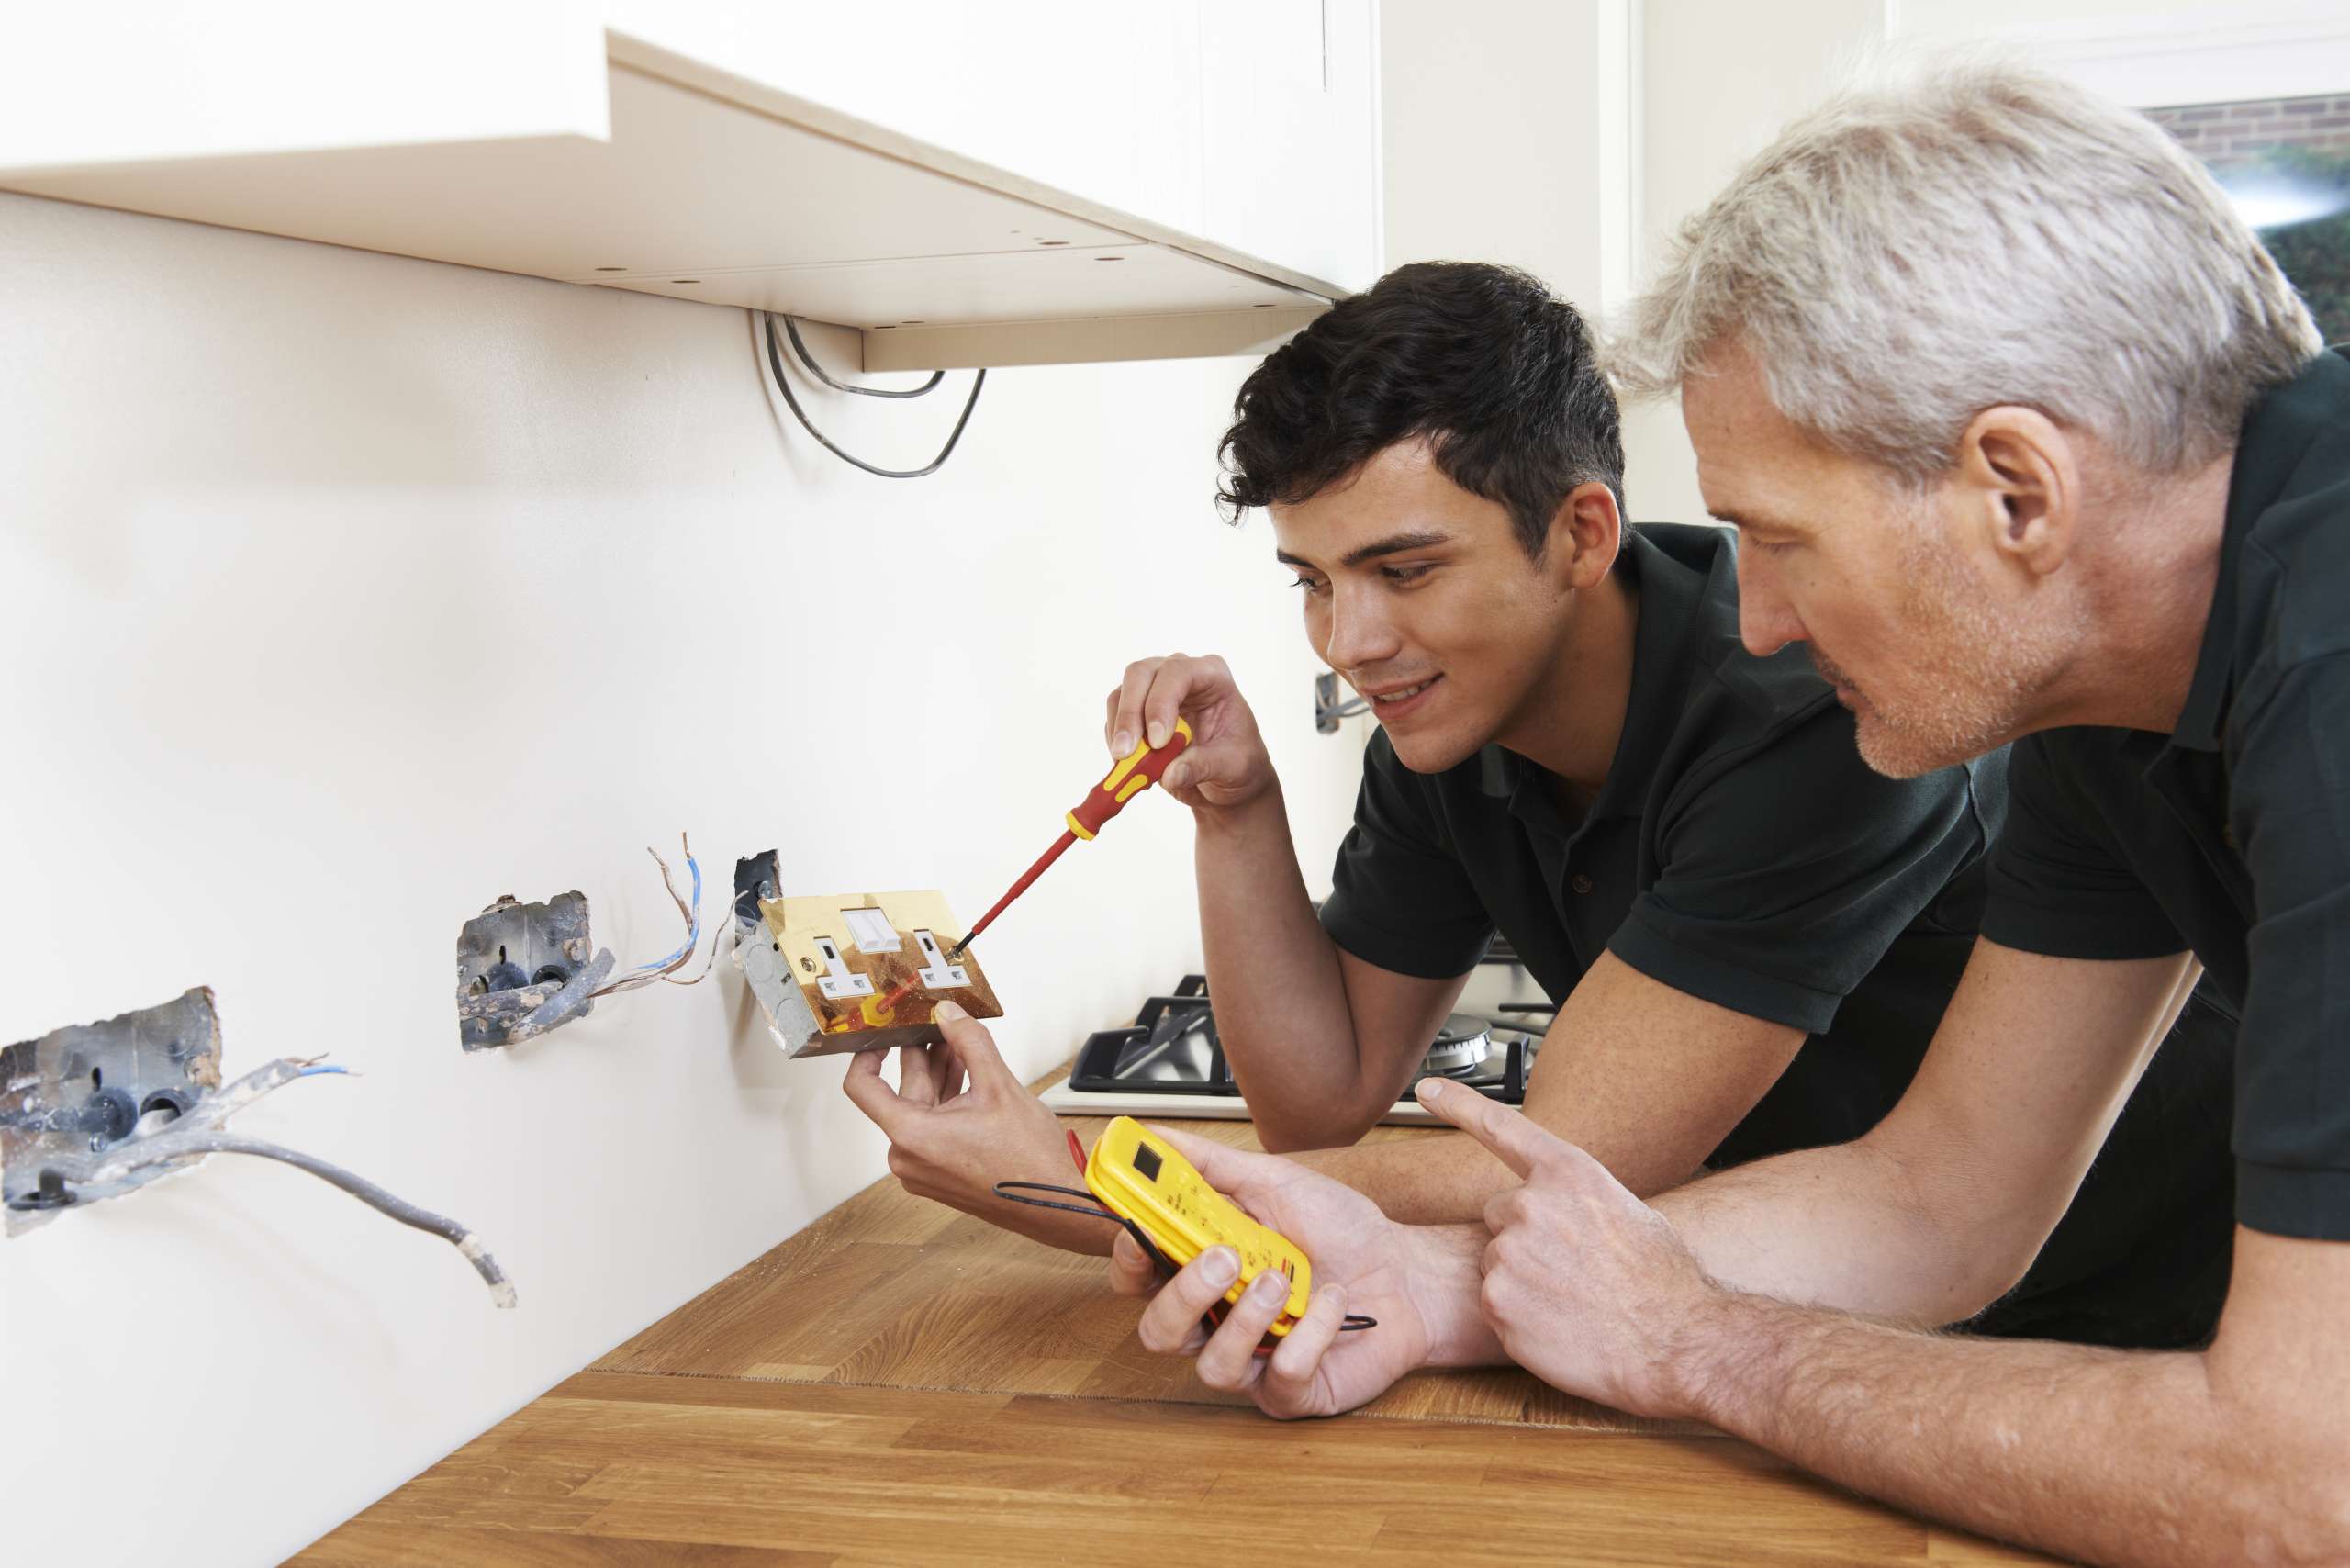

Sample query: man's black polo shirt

[1984,348,2350,1243]
[1320,522,1999,1159]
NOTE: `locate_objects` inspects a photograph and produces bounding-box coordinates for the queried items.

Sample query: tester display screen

[1132,1145,1162,1182]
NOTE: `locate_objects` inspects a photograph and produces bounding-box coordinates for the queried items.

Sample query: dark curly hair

[1216,262,1625,560]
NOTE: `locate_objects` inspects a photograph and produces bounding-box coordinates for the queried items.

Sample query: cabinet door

[0,2,605,173]
[1197,0,1380,292]
[600,0,1378,292]
[600,1,1208,245]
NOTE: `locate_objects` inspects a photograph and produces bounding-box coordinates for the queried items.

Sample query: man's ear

[1954,408,2078,578]
[1548,481,1622,589]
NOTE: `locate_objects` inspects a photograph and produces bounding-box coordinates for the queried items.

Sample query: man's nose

[1737,547,1806,657]
[1323,582,1403,670]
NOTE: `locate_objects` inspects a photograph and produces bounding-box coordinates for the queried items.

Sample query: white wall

[0,190,1365,1566]
[1618,0,1891,527]
[1380,0,1638,330]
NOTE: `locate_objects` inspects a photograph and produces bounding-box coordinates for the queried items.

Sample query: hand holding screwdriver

[1104,654,1278,813]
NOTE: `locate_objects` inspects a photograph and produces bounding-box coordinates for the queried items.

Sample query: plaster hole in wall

[672,278,700,285]
[899,320,925,326]
[1095,255,1124,262]
[595,265,626,272]
[455,891,598,1050]
[5,988,224,1228]
[1039,239,1069,246]
[1256,303,1277,308]
[2,988,516,1304]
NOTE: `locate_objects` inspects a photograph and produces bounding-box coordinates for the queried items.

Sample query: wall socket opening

[3,990,514,1304]
[455,891,602,1050]
[2,988,222,1231]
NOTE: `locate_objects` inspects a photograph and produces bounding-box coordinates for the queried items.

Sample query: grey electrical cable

[38,1133,517,1306]
[760,310,984,479]
[528,947,617,1030]
[783,315,945,398]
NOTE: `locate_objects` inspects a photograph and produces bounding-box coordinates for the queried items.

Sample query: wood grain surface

[297,1087,2065,1564]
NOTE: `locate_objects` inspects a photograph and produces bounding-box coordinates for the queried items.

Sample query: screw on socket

[5,1170,74,1212]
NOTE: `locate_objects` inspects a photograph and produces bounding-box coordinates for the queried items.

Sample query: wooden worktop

[297,1096,2061,1564]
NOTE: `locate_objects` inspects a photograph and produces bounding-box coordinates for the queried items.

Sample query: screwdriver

[947,717,1195,964]
[839,720,1195,1032]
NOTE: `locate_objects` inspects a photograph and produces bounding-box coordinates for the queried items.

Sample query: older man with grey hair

[1099,58,2350,1568]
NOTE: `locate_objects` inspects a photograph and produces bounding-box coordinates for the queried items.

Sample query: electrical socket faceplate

[1,988,223,1235]
[914,930,969,991]
[729,853,1002,1058]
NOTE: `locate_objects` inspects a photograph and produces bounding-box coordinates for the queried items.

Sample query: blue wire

[625,848,702,978]
[297,1065,350,1078]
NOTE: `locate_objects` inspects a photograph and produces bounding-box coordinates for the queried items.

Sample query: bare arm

[1670,1229,2350,1567]
[1291,951,1805,1218]
[1654,940,2202,1323]
[1107,654,1463,1151]
[1194,796,1464,1148]
[1404,939,2350,1567]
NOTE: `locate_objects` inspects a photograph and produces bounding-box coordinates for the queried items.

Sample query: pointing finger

[1415,1078,1572,1181]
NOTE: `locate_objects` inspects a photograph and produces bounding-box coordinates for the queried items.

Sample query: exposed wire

[29,1068,517,1306]
[759,310,985,479]
[593,834,714,998]
[783,315,945,399]
[523,949,616,1034]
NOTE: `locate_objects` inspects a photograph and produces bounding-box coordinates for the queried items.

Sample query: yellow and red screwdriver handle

[945,719,1193,963]
[1068,715,1195,839]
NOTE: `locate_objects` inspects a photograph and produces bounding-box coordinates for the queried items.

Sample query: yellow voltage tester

[1086,1115,1314,1333]
[994,1116,1376,1344]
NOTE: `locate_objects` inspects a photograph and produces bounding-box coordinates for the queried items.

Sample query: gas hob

[1038,972,1552,1126]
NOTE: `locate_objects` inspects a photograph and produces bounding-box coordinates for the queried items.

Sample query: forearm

[1290,1135,1516,1225]
[1195,789,1365,1146]
[1653,1137,2013,1327]
[1294,1126,1704,1225]
[1675,1294,2327,1567]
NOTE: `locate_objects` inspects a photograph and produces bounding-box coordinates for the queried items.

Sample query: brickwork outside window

[2149,94,2350,343]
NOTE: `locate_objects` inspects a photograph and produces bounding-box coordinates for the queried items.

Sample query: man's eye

[1291,575,1327,594]
[1382,564,1434,585]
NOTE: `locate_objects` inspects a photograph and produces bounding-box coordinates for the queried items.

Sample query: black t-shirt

[1983,348,2350,1243]
[1321,523,2000,1159]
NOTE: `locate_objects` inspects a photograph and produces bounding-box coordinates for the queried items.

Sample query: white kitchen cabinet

[0,3,1378,368]
[600,0,1382,295]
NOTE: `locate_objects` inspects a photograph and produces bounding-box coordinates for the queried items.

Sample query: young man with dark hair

[846,260,2232,1348]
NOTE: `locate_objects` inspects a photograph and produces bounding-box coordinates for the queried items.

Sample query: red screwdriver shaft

[843,830,1079,1032]
[946,830,1077,962]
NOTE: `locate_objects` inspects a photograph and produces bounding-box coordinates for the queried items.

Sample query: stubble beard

[1843,526,2076,779]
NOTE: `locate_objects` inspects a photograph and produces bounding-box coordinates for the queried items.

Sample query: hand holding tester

[1084,1116,1313,1334]
[991,1118,1377,1342]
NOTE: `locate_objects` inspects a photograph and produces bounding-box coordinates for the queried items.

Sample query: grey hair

[1610,54,2323,480]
